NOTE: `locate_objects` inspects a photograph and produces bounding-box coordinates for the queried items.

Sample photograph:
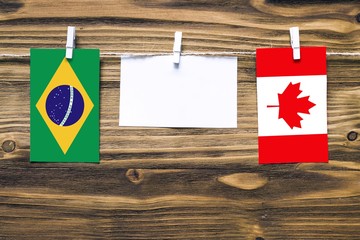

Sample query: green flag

[30,49,99,163]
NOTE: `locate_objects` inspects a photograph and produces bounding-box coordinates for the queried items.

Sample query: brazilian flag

[30,49,99,163]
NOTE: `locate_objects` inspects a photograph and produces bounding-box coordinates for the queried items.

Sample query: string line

[0,51,360,58]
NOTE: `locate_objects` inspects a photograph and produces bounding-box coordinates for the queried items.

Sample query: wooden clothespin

[173,31,182,64]
[290,27,300,60]
[66,26,76,59]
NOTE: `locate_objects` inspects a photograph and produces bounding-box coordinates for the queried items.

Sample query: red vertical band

[258,134,328,164]
[256,47,327,77]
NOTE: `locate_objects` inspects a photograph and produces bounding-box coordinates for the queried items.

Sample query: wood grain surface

[1,0,360,239]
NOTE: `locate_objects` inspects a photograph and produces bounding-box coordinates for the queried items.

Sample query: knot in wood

[255,237,265,240]
[125,169,144,184]
[356,13,360,23]
[347,131,358,141]
[2,140,16,153]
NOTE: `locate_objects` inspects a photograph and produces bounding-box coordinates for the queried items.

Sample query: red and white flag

[256,47,328,164]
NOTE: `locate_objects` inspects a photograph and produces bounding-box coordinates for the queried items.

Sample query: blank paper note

[119,55,237,128]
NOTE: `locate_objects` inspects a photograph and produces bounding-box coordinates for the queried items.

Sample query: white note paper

[119,55,237,128]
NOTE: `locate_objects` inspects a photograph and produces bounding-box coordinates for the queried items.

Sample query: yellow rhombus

[36,58,93,154]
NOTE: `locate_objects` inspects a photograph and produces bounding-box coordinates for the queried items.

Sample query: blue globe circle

[46,85,84,126]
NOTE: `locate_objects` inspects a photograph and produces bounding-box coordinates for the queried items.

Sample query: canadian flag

[256,47,328,164]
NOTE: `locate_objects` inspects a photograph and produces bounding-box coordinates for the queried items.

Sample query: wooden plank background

[1,0,360,239]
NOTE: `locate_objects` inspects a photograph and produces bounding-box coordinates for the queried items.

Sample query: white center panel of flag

[257,75,327,137]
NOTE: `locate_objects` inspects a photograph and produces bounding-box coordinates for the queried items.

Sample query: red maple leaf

[267,82,316,129]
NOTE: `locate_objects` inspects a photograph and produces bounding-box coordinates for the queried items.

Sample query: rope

[1,51,360,58]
